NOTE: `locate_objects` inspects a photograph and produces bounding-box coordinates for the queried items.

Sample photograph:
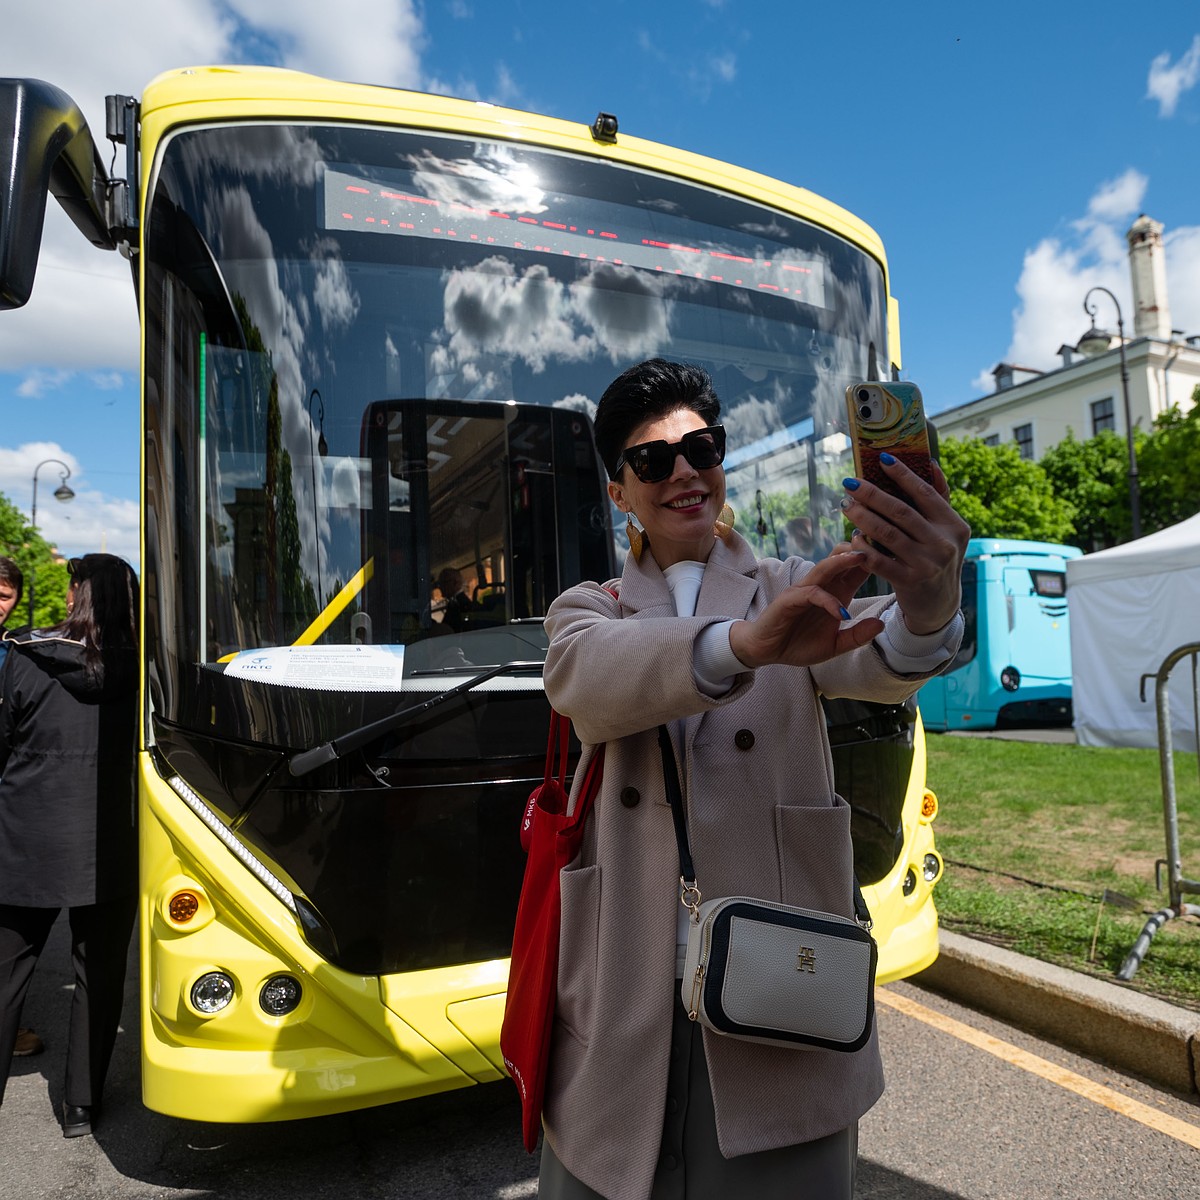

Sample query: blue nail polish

[880,452,896,466]
[842,477,861,490]
[839,606,851,621]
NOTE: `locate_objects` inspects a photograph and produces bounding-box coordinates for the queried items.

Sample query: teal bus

[919,538,1083,732]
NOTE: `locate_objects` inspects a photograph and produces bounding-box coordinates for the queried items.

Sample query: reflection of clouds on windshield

[435,256,596,374]
[312,240,360,329]
[638,197,682,215]
[216,188,306,410]
[553,393,597,422]
[214,188,361,598]
[737,219,791,240]
[236,127,325,186]
[725,392,783,448]
[570,264,669,361]
[432,257,671,377]
[328,456,363,508]
[408,146,548,217]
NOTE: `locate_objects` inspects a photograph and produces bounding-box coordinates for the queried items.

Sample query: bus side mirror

[0,77,116,310]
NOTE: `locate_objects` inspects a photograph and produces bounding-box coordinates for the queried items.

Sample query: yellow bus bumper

[139,756,509,1122]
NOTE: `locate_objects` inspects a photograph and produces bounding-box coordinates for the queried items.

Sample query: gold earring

[714,503,735,543]
[626,513,646,562]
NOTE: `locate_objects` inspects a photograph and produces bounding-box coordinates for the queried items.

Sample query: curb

[912,930,1200,1096]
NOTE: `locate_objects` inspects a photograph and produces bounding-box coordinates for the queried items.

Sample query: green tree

[1039,429,1131,550]
[938,437,1073,543]
[1138,397,1200,534]
[0,491,71,629]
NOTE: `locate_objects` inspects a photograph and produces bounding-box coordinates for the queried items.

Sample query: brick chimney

[1127,214,1171,339]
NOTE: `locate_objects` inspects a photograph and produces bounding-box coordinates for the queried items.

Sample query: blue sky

[3,1,1200,565]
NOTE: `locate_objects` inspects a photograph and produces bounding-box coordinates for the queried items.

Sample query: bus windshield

[144,122,888,751]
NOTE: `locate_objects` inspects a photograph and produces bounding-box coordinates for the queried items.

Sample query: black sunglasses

[613,425,726,483]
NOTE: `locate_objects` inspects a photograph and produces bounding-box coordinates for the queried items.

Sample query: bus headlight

[923,852,943,884]
[191,972,236,1015]
[902,867,917,896]
[259,975,303,1016]
[1000,666,1020,692]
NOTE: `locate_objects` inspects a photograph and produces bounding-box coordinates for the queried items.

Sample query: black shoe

[62,1104,94,1138]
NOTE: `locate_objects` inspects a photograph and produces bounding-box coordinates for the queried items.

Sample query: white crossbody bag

[658,727,877,1052]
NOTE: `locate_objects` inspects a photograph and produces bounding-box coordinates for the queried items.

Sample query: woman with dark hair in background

[0,553,139,1138]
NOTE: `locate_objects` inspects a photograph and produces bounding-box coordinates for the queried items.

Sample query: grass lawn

[924,733,1200,1012]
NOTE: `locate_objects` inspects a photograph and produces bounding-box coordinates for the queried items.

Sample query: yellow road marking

[876,987,1200,1152]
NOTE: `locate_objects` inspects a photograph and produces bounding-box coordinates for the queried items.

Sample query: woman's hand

[839,456,970,635]
[729,552,885,669]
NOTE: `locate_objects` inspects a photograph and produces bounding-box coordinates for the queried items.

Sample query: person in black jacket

[0,555,46,1062]
[0,553,139,1137]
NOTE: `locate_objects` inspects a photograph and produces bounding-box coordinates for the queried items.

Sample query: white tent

[1067,513,1200,749]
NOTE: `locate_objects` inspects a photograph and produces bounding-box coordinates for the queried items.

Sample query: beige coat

[541,532,951,1200]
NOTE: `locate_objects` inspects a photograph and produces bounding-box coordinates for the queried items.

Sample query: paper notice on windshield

[223,645,406,691]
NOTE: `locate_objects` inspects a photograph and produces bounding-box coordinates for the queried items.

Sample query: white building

[932,215,1200,460]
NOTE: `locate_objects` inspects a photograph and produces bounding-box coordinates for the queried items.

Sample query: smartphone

[845,381,935,503]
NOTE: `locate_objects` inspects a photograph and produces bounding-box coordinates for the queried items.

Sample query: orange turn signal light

[169,891,201,923]
[920,790,938,821]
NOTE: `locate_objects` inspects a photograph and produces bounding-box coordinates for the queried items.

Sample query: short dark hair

[593,359,721,480]
[0,556,23,604]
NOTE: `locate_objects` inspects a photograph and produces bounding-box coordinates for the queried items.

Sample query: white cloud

[1,3,426,567]
[1164,225,1200,342]
[0,444,81,503]
[0,1,426,379]
[0,210,141,371]
[233,0,424,90]
[1147,34,1200,118]
[710,53,737,84]
[1085,168,1148,223]
[0,442,139,565]
[974,170,1199,392]
[16,368,77,399]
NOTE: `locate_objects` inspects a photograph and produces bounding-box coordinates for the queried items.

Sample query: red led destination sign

[324,166,827,309]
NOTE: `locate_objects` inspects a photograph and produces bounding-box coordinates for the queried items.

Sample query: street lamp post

[28,458,76,625]
[1078,286,1141,541]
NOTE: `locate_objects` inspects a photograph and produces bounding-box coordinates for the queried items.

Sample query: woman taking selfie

[537,359,968,1199]
[0,554,139,1138]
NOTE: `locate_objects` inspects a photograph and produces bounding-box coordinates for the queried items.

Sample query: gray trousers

[538,993,858,1200]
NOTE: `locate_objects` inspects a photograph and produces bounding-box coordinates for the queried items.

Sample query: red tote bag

[502,708,605,1152]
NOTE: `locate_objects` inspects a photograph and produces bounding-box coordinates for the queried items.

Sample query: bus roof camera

[591,112,618,143]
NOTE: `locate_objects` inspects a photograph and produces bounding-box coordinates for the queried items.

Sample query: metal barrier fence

[1117,641,1200,980]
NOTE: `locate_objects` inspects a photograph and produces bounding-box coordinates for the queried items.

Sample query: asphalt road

[2,914,1197,1199]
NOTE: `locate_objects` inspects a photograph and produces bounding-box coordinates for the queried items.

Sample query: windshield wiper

[287,659,544,778]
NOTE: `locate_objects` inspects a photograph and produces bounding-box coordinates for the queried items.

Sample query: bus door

[1002,562,1070,683]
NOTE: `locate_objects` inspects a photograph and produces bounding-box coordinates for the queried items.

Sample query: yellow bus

[0,67,942,1122]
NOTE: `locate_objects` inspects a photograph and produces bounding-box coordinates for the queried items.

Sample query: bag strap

[657,725,701,918]
[544,709,570,789]
[541,582,621,820]
[656,722,872,931]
